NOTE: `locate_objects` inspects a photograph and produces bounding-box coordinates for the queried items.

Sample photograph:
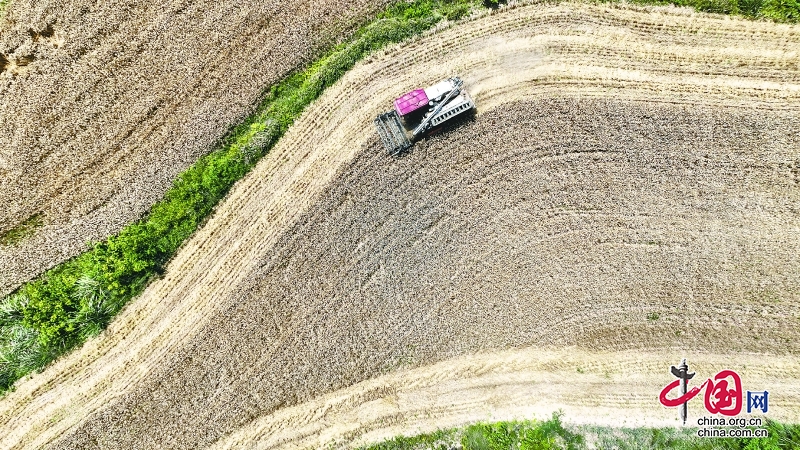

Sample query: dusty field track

[0,0,390,295]
[2,2,800,449]
[209,348,800,449]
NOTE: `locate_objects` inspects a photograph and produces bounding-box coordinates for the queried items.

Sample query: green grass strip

[359,413,800,449]
[610,0,800,21]
[1,0,799,394]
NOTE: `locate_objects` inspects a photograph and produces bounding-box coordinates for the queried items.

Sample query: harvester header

[374,76,476,156]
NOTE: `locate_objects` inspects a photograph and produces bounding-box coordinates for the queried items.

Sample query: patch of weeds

[647,312,660,321]
[462,426,491,450]
[761,0,800,21]
[602,0,798,21]
[458,413,585,450]
[365,428,455,449]
[483,0,508,8]
[0,214,44,246]
[584,420,800,449]
[364,415,800,449]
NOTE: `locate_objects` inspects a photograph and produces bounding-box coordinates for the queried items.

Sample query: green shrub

[19,271,81,347]
[761,0,800,20]
[483,0,508,8]
[738,0,766,15]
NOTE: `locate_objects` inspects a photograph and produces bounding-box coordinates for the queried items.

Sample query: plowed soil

[0,0,389,295]
[1,2,799,449]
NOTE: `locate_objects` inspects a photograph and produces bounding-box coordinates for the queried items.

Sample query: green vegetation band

[360,413,800,449]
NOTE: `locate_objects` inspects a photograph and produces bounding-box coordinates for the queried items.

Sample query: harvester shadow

[394,109,478,158]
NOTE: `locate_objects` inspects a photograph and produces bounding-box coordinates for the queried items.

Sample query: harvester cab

[374,76,475,156]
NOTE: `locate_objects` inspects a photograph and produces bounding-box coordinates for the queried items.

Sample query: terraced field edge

[359,414,800,449]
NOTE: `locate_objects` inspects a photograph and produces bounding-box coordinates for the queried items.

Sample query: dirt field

[0,0,390,296]
[1,2,799,449]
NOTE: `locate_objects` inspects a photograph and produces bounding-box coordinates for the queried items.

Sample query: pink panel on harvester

[394,89,429,116]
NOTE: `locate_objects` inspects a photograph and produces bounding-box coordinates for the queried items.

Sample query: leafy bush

[761,0,800,20]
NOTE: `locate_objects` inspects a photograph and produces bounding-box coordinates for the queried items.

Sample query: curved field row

[1,2,799,448]
[210,348,800,449]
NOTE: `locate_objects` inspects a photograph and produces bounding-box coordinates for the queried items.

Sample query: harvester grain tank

[374,76,476,155]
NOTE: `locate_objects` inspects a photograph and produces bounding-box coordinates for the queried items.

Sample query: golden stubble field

[0,0,391,295]
[1,2,799,449]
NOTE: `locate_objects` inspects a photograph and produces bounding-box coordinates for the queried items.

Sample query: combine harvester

[374,76,476,156]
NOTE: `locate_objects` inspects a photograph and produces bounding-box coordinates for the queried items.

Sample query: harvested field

[46,97,800,448]
[210,348,800,449]
[0,0,390,295]
[2,2,800,449]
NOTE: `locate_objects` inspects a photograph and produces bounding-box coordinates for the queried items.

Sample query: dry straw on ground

[52,96,800,448]
[210,349,800,449]
[1,2,799,449]
[0,0,391,295]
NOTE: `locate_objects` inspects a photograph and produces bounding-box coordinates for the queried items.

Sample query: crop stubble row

[209,349,800,449]
[1,3,799,449]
